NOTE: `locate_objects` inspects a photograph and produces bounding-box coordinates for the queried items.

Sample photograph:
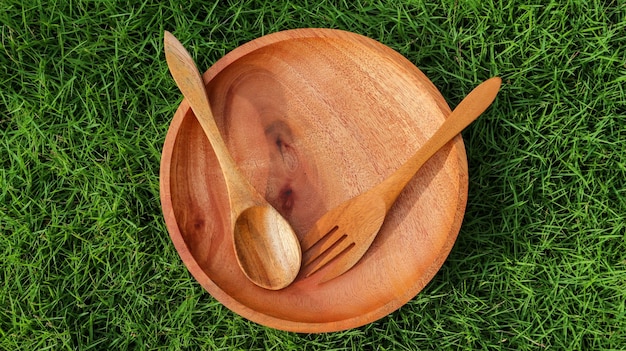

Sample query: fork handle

[372,77,502,211]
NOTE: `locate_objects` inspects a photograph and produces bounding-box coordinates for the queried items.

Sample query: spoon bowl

[163,31,301,290]
[234,206,302,287]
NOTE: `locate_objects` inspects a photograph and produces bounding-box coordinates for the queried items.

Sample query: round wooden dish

[160,28,468,333]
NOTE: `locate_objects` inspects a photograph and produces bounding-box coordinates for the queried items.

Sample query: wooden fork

[299,77,502,283]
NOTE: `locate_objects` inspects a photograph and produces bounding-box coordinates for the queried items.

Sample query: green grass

[1,0,625,349]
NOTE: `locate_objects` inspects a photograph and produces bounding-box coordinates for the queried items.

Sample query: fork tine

[300,223,335,251]
[302,227,342,266]
[317,248,361,283]
[301,237,354,277]
[300,201,352,250]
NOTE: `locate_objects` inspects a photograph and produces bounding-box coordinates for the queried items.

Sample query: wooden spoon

[163,31,301,290]
[300,77,502,282]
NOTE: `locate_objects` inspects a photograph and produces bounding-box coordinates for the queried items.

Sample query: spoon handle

[374,77,502,210]
[164,31,260,211]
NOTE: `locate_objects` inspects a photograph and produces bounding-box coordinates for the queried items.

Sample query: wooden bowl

[160,28,468,333]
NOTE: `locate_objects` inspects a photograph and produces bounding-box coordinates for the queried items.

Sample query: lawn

[1,0,625,349]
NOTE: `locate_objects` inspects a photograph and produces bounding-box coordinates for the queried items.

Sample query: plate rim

[160,28,468,333]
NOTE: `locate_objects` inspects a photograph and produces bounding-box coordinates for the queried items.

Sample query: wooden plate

[160,28,468,333]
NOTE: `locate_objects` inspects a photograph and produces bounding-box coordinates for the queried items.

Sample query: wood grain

[164,31,301,290]
[160,28,468,332]
[299,77,501,282]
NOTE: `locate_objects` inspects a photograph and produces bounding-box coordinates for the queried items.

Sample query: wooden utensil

[163,31,301,290]
[160,28,472,332]
[300,77,502,282]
